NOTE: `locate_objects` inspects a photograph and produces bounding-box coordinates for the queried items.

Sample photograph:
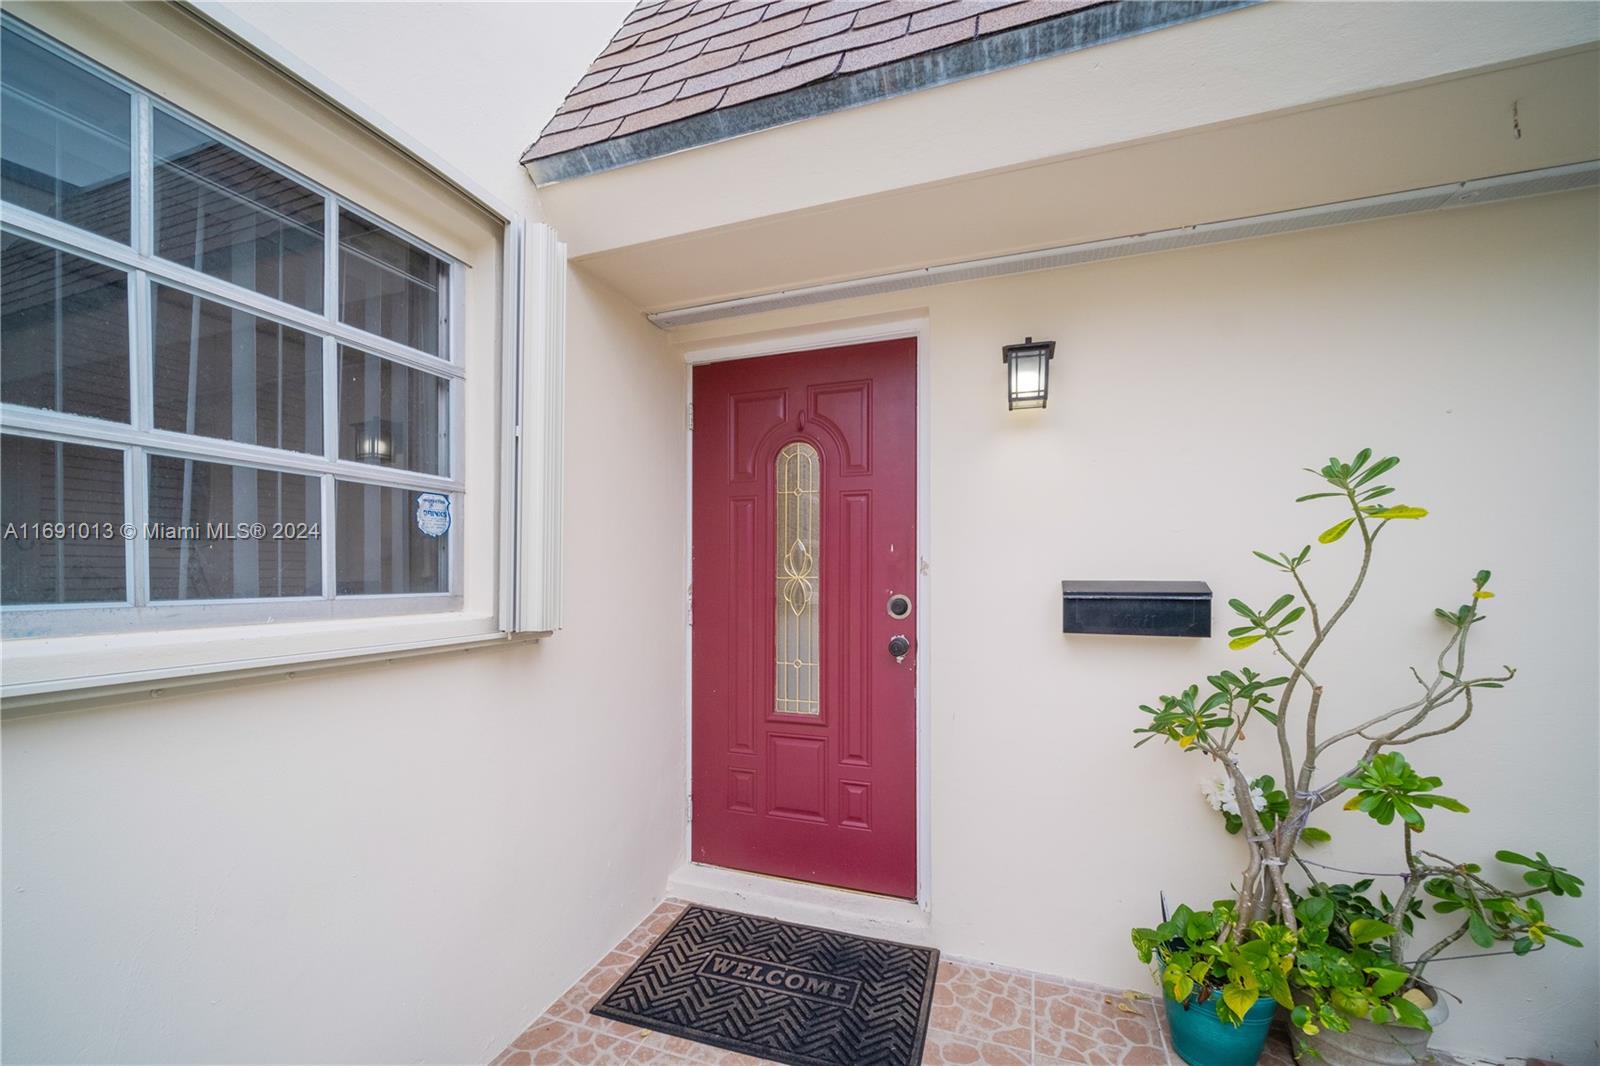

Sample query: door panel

[692,338,917,899]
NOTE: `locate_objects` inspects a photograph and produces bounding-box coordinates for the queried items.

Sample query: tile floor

[490,898,1318,1066]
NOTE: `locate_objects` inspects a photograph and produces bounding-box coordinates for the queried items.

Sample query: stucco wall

[1,3,688,1064]
[670,190,1600,1064]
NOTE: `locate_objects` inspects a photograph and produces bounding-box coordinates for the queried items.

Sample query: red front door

[691,338,918,899]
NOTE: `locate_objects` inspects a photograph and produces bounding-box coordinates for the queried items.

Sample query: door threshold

[666,862,934,946]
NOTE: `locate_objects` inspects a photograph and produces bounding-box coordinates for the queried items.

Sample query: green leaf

[1368,505,1429,520]
[1229,634,1266,650]
[1300,826,1332,845]
[1366,967,1408,997]
[1296,896,1336,929]
[1348,919,1396,945]
[1295,492,1344,503]
[1228,598,1256,619]
[1353,456,1400,487]
[1253,550,1287,568]
[1467,912,1495,948]
[1389,996,1431,1031]
[1319,518,1355,544]
[1222,985,1260,1021]
[1265,594,1294,618]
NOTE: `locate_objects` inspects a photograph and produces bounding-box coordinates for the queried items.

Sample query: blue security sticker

[415,492,451,538]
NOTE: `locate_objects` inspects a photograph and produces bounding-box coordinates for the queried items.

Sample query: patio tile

[629,1030,770,1063]
[1033,980,1166,1064]
[616,900,688,956]
[623,1046,699,1064]
[507,1018,635,1064]
[490,899,1476,1066]
[929,959,1035,1051]
[545,951,653,1040]
[921,1028,1033,1065]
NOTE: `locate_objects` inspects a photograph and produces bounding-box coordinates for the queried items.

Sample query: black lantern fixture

[1002,336,1055,410]
[352,416,399,465]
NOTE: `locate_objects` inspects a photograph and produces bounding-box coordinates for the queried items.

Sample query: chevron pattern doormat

[591,905,939,1066]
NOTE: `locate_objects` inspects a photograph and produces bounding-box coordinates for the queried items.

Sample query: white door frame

[679,312,933,914]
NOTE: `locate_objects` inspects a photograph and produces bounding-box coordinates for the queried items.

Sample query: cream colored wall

[670,191,1600,1063]
[2,3,689,1063]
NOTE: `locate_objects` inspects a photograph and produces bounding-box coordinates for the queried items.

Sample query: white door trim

[679,312,934,911]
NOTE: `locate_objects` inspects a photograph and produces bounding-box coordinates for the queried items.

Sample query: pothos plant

[1132,901,1296,1025]
[1130,449,1584,1035]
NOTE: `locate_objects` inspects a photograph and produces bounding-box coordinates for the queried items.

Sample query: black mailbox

[1061,581,1212,638]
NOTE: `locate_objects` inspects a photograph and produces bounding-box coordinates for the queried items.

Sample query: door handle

[888,635,911,662]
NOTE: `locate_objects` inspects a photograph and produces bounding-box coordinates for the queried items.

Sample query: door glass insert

[775,441,820,716]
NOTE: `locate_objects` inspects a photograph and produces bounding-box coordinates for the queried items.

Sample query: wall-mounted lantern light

[1002,336,1055,410]
[353,416,398,464]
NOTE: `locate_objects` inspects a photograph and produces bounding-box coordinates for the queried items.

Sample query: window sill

[0,611,543,717]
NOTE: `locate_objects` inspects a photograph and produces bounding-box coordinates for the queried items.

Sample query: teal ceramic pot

[1163,989,1276,1066]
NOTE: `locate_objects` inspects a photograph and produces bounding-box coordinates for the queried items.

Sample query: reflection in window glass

[152,285,322,454]
[147,456,321,601]
[0,25,132,242]
[335,481,447,595]
[339,209,445,356]
[153,109,324,311]
[0,434,126,604]
[1,234,129,421]
[775,442,821,717]
[338,346,446,475]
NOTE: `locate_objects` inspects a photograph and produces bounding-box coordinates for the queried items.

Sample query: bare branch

[1290,565,1324,639]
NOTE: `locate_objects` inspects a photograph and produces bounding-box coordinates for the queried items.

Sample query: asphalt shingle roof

[524,0,1112,167]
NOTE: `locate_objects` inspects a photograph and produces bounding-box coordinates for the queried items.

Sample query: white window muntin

[1,15,467,635]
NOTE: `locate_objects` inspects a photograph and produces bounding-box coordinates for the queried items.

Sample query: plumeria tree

[1133,450,1583,1032]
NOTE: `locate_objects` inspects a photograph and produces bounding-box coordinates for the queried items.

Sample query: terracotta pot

[1290,985,1449,1066]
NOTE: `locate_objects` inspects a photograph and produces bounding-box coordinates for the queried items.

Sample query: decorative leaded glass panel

[775,442,820,716]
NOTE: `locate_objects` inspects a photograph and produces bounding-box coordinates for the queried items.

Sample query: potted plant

[1128,449,1585,1065]
[1286,772,1583,1065]
[1131,901,1291,1066]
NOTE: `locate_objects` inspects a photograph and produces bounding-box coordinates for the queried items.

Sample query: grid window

[339,209,446,356]
[0,23,132,242]
[335,481,448,595]
[1,233,130,421]
[0,434,127,605]
[153,109,325,312]
[147,455,321,601]
[152,285,322,454]
[338,346,447,475]
[0,15,462,636]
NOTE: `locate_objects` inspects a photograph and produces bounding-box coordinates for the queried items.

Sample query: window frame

[1,12,471,637]
[0,3,565,711]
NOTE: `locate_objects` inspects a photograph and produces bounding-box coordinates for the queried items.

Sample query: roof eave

[521,0,1256,187]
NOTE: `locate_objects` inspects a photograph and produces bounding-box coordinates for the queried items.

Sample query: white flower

[1201,778,1233,813]
[1201,777,1268,817]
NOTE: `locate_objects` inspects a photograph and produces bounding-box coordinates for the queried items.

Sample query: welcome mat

[591,905,939,1066]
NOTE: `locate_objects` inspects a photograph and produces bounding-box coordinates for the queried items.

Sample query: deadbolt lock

[888,635,911,662]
